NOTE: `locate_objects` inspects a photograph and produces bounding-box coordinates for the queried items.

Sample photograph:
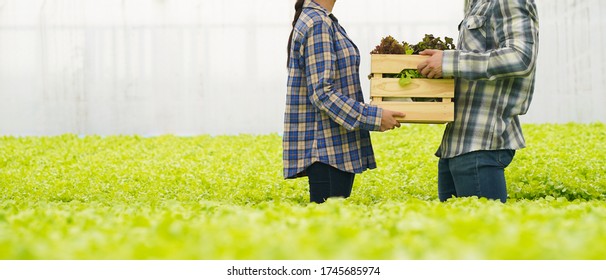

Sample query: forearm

[308,81,382,131]
[443,47,535,80]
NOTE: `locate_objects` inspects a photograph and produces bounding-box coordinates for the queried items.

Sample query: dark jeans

[306,162,355,204]
[438,150,515,203]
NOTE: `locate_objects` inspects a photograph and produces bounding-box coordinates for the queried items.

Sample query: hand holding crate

[369,35,456,124]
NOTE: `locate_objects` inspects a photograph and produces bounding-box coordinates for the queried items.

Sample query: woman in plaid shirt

[418,0,539,202]
[284,0,404,203]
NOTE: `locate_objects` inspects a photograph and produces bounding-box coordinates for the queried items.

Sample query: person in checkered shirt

[417,0,539,203]
[284,0,405,204]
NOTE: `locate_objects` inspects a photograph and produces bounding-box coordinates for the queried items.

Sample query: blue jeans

[438,150,515,203]
[306,162,355,204]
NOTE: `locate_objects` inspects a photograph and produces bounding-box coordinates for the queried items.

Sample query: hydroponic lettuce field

[1,123,605,259]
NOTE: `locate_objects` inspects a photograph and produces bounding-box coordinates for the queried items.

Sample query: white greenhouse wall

[0,0,604,136]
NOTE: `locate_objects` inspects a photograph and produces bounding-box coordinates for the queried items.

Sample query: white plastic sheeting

[525,0,606,123]
[0,0,604,136]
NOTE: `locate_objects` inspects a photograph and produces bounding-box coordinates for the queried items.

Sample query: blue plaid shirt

[438,0,539,158]
[283,0,383,179]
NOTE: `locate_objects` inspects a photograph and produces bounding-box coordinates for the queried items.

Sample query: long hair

[287,0,305,67]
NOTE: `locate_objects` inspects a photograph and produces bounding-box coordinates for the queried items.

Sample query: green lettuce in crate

[370,34,455,100]
[370,34,456,78]
[370,34,456,55]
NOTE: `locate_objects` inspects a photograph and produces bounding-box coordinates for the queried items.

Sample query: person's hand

[417,49,444,79]
[380,109,405,132]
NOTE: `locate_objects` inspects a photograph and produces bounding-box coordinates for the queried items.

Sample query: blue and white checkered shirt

[438,0,539,158]
[283,0,383,179]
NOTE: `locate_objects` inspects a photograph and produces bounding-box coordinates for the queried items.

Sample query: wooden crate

[370,54,454,124]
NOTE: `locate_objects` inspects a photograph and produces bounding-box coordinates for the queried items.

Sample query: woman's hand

[380,109,405,132]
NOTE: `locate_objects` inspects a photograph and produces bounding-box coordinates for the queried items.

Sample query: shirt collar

[304,0,330,16]
[304,0,338,21]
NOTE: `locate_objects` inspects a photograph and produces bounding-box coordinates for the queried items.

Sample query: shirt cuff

[442,50,458,78]
[360,105,383,131]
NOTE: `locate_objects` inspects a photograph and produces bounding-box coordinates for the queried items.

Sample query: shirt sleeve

[443,0,539,81]
[303,18,382,132]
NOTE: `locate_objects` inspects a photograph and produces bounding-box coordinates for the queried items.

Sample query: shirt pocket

[459,1,492,52]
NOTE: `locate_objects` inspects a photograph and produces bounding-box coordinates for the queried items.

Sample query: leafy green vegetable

[370,35,406,55]
[398,73,412,87]
[0,123,604,259]
[411,34,456,54]
[371,34,455,91]
[397,69,423,87]
[370,34,456,55]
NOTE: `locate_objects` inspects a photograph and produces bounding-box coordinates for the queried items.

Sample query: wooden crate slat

[371,78,455,98]
[371,54,428,73]
[371,101,454,124]
[369,53,455,124]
